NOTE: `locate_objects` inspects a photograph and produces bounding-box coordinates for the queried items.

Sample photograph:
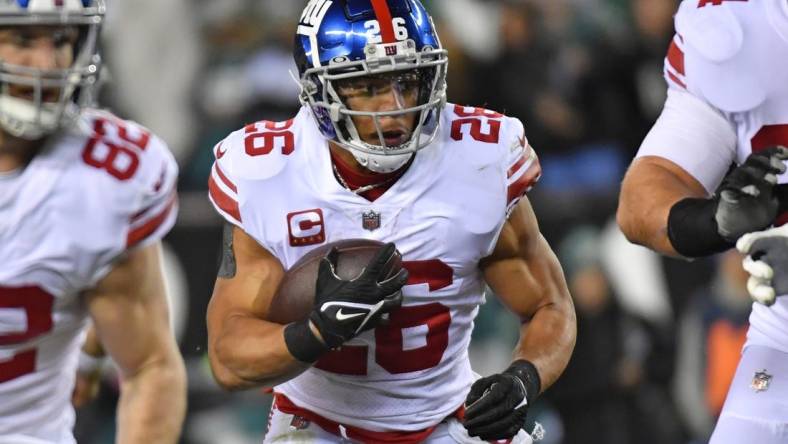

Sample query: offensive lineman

[618,0,788,442]
[0,1,186,442]
[206,0,576,442]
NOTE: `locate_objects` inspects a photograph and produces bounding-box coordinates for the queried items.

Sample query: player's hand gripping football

[737,225,788,306]
[310,242,407,348]
[463,361,539,441]
[715,146,788,241]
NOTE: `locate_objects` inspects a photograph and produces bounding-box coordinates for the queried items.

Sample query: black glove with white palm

[463,360,541,441]
[284,242,407,363]
[737,225,788,306]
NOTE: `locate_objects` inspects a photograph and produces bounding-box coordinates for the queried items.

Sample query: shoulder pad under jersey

[673,0,783,111]
[212,118,298,183]
[209,109,308,226]
[76,110,179,249]
[443,104,541,215]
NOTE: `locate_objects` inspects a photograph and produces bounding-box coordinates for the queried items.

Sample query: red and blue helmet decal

[294,0,441,74]
[14,0,93,7]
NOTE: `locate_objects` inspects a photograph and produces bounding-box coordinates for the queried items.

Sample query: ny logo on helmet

[299,0,332,28]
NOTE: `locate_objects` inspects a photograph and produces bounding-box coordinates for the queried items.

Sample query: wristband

[284,320,329,363]
[775,184,788,214]
[77,350,106,375]
[504,359,541,401]
[667,197,733,257]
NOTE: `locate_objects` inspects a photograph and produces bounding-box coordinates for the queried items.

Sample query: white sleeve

[125,135,179,250]
[636,88,737,194]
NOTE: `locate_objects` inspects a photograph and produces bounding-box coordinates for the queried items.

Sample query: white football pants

[710,344,788,443]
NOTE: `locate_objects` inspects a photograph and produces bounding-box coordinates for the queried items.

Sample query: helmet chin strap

[351,149,412,173]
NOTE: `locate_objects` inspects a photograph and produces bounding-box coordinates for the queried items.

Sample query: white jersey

[0,110,178,443]
[638,0,788,353]
[209,104,540,432]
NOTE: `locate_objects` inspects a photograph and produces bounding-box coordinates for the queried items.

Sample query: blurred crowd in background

[73,1,749,443]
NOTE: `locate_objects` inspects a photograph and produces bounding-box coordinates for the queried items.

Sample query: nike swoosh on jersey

[216,143,227,159]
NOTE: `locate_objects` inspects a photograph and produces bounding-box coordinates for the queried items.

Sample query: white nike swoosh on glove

[335,309,365,321]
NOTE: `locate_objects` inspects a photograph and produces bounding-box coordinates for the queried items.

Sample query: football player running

[206,0,576,442]
[618,0,788,442]
[0,1,186,443]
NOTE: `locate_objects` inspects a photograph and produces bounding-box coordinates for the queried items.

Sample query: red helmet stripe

[371,0,396,43]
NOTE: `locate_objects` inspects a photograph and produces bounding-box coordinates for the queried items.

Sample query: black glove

[715,146,788,241]
[463,360,541,441]
[309,242,407,349]
[669,146,788,257]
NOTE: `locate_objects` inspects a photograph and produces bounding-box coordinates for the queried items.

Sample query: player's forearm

[513,291,576,394]
[616,200,677,256]
[617,161,704,257]
[211,315,307,389]
[116,351,186,444]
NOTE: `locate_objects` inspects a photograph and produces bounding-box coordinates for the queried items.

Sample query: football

[266,239,402,324]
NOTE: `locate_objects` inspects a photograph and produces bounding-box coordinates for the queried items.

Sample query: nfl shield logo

[289,415,310,430]
[751,369,772,392]
[362,210,381,231]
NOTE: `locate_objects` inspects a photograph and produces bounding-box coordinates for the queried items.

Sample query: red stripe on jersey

[507,155,527,179]
[126,192,177,247]
[667,40,685,75]
[274,393,462,444]
[698,0,748,7]
[129,169,169,223]
[209,175,242,222]
[507,158,542,204]
[371,0,396,43]
[751,124,788,151]
[667,70,687,89]
[214,164,237,193]
[130,203,154,224]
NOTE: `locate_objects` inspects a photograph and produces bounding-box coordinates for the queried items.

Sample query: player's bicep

[85,243,175,376]
[482,198,569,318]
[208,225,284,328]
[207,226,288,388]
[623,155,709,201]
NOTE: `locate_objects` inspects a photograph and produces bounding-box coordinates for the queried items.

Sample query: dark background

[74,1,748,443]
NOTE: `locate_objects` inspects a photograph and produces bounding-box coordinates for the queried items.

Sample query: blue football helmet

[0,0,105,140]
[295,0,448,173]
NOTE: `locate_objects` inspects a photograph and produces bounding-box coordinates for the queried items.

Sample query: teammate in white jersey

[206,0,576,443]
[618,0,788,442]
[0,1,186,443]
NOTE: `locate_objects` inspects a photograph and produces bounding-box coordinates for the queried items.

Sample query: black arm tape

[504,359,542,400]
[284,320,328,364]
[667,197,733,257]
